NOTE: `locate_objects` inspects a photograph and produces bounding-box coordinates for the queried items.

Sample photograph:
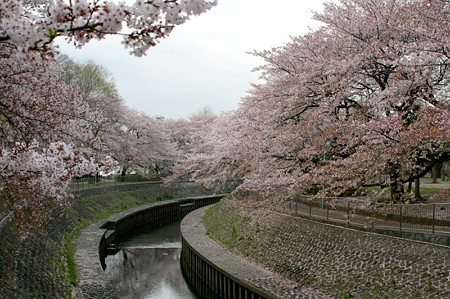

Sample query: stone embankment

[0,209,74,299]
[73,220,116,299]
[203,200,450,298]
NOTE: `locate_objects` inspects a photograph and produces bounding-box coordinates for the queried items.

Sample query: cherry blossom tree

[175,0,449,203]
[1,0,217,55]
[0,44,98,228]
[59,58,176,178]
[59,57,122,125]
[104,105,176,177]
[0,0,217,228]
[163,113,217,181]
[304,0,449,201]
[58,57,122,162]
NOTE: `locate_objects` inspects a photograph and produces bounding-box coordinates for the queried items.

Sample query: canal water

[104,222,200,299]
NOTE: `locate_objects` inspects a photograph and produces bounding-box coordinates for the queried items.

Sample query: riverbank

[0,182,215,298]
[181,206,330,298]
[203,199,450,298]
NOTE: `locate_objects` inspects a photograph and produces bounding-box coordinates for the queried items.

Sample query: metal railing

[278,197,450,238]
[69,175,162,191]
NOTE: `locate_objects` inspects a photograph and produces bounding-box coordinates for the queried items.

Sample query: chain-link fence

[279,197,450,236]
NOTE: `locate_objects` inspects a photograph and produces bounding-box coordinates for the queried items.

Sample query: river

[104,222,200,299]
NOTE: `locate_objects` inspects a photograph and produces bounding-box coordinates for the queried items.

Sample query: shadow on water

[104,222,201,299]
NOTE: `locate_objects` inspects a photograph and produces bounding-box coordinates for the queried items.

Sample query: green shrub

[115,174,144,182]
[156,192,174,201]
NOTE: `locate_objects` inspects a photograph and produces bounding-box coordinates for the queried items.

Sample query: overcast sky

[57,0,324,119]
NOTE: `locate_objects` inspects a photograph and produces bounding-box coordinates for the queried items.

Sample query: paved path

[421,183,450,189]
[74,222,116,299]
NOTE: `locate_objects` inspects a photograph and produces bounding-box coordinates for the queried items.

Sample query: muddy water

[104,222,200,299]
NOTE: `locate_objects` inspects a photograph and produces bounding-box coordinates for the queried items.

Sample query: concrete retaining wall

[181,208,269,299]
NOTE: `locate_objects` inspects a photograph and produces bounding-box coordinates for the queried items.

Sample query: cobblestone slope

[0,206,76,299]
[204,200,450,298]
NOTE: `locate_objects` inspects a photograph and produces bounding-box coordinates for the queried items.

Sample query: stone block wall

[204,201,450,298]
[0,208,74,299]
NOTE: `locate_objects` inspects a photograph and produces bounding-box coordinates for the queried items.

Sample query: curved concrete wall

[98,195,226,270]
[181,207,273,299]
[181,240,269,299]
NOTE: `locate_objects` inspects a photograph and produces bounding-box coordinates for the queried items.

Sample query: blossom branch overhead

[0,0,217,55]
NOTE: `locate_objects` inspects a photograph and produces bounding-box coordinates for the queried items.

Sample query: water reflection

[104,223,200,299]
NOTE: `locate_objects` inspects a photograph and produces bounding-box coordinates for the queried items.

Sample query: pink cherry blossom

[1,0,217,55]
[1,0,216,229]
[169,0,450,203]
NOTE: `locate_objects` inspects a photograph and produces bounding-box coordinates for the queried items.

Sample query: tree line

[0,0,217,229]
[170,0,450,203]
[1,0,449,230]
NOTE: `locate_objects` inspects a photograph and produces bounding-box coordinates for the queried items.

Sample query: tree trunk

[432,166,437,183]
[431,163,442,183]
[121,165,127,176]
[406,179,412,193]
[389,161,404,202]
[414,178,421,201]
[442,163,447,181]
